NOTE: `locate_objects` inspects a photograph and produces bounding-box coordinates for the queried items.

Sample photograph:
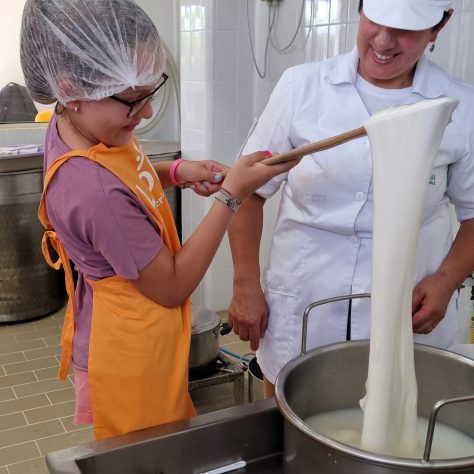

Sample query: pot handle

[239,352,254,369]
[423,394,474,462]
[220,322,232,336]
[301,293,371,355]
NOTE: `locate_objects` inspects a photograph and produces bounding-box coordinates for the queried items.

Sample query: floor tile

[0,388,15,403]
[0,412,27,431]
[46,388,75,404]
[24,345,62,361]
[0,335,15,345]
[0,441,40,467]
[4,357,58,376]
[0,420,64,449]
[0,395,51,417]
[43,336,61,347]
[7,457,49,474]
[0,353,26,366]
[35,367,60,381]
[60,415,92,433]
[24,401,75,425]
[36,428,95,456]
[0,339,45,356]
[0,323,39,337]
[14,379,72,399]
[14,326,63,343]
[0,372,37,390]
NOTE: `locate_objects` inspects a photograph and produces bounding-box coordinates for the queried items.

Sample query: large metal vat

[0,166,65,322]
[275,340,474,473]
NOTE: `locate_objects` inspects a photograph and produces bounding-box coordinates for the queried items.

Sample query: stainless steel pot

[189,307,231,370]
[0,167,65,322]
[240,354,264,402]
[275,294,474,473]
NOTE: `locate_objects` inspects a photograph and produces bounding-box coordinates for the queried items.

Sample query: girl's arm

[130,151,297,307]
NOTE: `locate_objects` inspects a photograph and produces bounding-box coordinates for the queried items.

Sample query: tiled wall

[181,0,474,310]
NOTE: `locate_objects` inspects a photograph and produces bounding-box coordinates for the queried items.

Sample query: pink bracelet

[169,158,185,186]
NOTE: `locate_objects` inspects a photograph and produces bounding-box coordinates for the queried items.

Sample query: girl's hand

[176,160,228,196]
[221,151,298,201]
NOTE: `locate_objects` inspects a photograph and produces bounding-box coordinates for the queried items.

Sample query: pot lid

[191,307,220,334]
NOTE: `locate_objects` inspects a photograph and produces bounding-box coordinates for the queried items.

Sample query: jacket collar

[323,46,445,99]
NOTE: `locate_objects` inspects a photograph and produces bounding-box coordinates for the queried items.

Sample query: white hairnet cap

[363,0,452,31]
[20,0,166,104]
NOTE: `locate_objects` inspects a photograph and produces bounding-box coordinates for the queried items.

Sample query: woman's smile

[370,46,399,64]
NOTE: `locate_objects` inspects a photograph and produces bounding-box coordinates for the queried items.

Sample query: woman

[228,0,474,397]
[20,0,295,439]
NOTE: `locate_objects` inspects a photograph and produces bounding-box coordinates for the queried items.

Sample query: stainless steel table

[46,399,283,474]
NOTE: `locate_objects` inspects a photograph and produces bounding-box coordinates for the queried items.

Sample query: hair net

[20,0,166,104]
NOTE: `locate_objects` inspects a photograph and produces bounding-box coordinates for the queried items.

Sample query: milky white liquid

[305,408,474,459]
[303,99,474,459]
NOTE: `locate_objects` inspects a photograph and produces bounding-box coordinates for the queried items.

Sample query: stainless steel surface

[189,323,220,369]
[189,308,222,369]
[46,399,283,474]
[275,340,474,473]
[241,354,264,403]
[0,151,43,172]
[139,139,180,157]
[188,353,245,406]
[424,395,474,462]
[0,168,65,321]
[301,293,370,354]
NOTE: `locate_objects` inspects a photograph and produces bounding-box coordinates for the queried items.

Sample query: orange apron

[38,138,195,440]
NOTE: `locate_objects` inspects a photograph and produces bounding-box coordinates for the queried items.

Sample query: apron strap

[42,231,76,380]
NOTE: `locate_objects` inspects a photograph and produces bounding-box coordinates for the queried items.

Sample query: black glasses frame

[109,73,169,118]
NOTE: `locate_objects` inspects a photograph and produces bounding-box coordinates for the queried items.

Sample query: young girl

[20,0,295,440]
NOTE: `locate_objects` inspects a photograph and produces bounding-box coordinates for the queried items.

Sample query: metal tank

[275,295,474,474]
[0,161,65,322]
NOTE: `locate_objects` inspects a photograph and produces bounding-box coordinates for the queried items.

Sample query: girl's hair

[357,0,450,31]
[20,0,166,105]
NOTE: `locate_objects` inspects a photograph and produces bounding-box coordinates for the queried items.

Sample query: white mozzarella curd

[305,408,474,459]
[360,98,459,457]
[303,98,474,459]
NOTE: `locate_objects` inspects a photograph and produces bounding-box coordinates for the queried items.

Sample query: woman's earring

[428,42,435,53]
[74,106,79,113]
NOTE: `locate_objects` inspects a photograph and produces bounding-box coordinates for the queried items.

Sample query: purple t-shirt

[44,115,163,369]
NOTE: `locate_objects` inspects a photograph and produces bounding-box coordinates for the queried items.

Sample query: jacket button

[355,192,365,201]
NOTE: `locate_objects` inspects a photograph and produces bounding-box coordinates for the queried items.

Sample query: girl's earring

[428,42,435,53]
[74,106,79,113]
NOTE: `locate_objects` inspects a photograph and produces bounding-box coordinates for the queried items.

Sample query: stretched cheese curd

[304,98,474,459]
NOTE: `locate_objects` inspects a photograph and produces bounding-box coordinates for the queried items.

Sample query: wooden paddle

[261,126,367,165]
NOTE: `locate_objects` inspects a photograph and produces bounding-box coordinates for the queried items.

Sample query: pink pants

[73,367,93,424]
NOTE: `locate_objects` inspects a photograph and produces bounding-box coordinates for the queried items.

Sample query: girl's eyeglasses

[109,73,168,118]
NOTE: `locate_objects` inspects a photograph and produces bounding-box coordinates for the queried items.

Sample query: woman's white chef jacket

[242,47,474,384]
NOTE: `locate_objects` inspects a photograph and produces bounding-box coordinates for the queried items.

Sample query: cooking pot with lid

[189,307,231,370]
[275,294,474,473]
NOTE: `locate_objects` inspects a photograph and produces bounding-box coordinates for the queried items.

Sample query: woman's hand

[176,160,228,196]
[411,271,457,334]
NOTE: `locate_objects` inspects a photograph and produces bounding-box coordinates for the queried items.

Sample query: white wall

[0,3,25,88]
[180,0,474,311]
